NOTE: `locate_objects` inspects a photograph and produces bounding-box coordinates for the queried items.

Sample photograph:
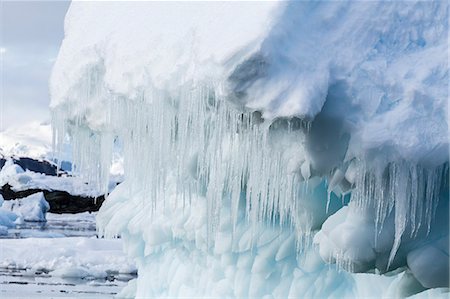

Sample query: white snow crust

[0,237,136,279]
[51,1,449,298]
[0,157,113,197]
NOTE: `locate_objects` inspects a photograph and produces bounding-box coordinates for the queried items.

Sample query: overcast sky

[0,1,70,131]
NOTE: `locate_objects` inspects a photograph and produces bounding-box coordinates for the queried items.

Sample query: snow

[0,237,136,279]
[0,158,25,187]
[0,157,111,197]
[0,201,133,297]
[50,1,449,298]
[50,2,448,167]
[0,122,130,296]
[6,169,111,197]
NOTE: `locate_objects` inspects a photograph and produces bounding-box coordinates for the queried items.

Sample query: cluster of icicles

[52,66,447,270]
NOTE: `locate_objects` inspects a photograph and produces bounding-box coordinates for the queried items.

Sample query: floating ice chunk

[2,192,49,222]
[0,225,8,235]
[0,209,18,228]
[51,266,92,279]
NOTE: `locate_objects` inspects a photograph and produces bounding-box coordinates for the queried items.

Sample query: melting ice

[50,1,449,298]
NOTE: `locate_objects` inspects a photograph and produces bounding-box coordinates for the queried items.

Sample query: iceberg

[50,1,449,298]
[2,192,49,222]
[0,194,19,234]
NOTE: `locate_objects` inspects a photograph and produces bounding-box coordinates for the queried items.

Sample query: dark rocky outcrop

[0,184,105,214]
[14,157,58,176]
[0,157,60,176]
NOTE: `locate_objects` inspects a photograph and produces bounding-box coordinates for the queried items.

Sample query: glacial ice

[0,194,19,234]
[50,1,449,298]
[2,192,49,222]
[0,162,50,223]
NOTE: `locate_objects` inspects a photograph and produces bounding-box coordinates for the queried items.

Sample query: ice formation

[0,237,136,279]
[0,194,19,234]
[2,192,49,222]
[51,1,449,298]
[0,157,109,197]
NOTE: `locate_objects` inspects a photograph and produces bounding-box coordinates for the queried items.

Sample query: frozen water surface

[0,213,136,298]
[1,212,97,239]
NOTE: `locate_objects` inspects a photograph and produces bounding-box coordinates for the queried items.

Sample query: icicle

[52,62,449,273]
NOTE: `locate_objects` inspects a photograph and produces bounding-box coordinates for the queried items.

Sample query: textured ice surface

[2,192,49,222]
[0,237,136,278]
[51,1,449,297]
[0,192,50,234]
[0,195,19,234]
[0,157,114,197]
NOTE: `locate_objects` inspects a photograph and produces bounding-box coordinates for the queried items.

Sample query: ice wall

[51,1,449,298]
